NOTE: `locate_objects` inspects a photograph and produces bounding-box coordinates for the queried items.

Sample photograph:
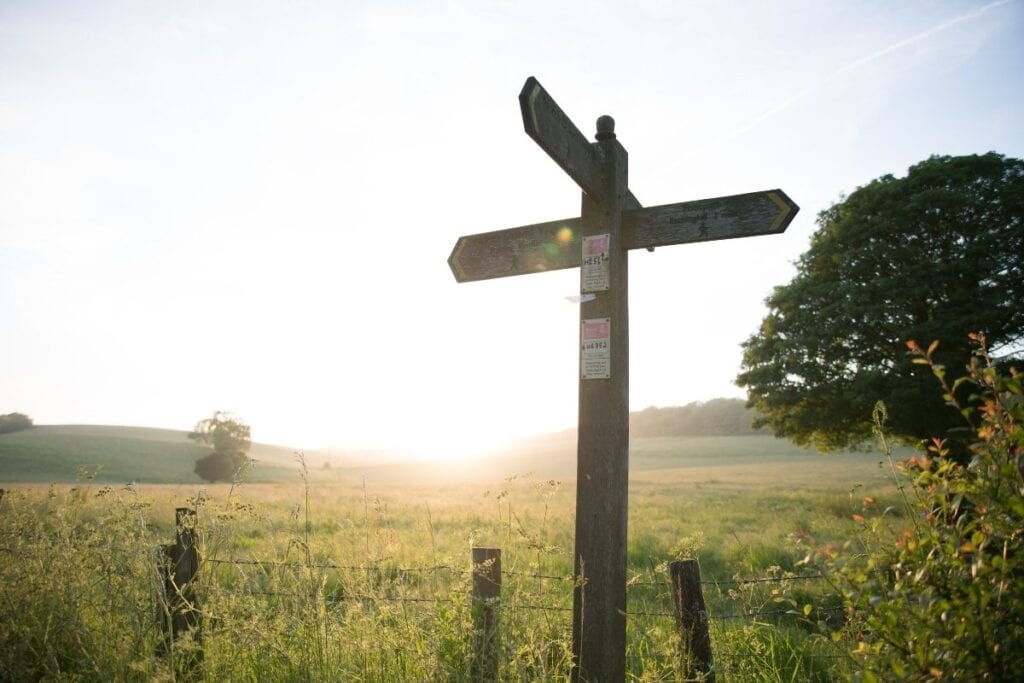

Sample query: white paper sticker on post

[581,234,610,292]
[581,317,611,379]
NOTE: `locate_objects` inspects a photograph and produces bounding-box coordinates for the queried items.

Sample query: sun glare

[407,430,507,463]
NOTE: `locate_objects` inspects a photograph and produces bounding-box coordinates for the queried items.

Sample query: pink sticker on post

[581,318,611,379]
[581,234,610,292]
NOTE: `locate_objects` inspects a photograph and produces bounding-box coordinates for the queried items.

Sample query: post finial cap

[595,115,615,141]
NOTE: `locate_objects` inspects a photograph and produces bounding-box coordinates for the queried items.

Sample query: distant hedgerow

[0,412,33,434]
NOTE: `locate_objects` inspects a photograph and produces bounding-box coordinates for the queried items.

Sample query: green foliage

[0,412,32,434]
[828,335,1024,680]
[193,450,251,482]
[737,153,1024,451]
[0,482,162,680]
[189,411,253,483]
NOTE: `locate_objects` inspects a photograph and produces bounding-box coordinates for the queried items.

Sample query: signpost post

[448,76,798,682]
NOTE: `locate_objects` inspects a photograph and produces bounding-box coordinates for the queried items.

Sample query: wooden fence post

[471,547,501,681]
[158,507,202,668]
[670,559,714,681]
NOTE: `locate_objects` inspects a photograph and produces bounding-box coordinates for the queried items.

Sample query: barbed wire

[627,573,828,588]
[511,602,572,613]
[206,557,465,575]
[711,605,845,621]
[703,573,827,586]
[200,556,843,626]
[504,570,570,580]
[206,581,844,625]
[209,586,453,605]
[206,557,828,590]
[717,650,849,660]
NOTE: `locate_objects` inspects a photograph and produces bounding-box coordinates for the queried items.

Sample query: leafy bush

[828,335,1024,681]
[0,412,33,434]
[188,411,252,482]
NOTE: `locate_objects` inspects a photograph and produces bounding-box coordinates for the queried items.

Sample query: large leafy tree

[737,153,1024,451]
[188,411,252,482]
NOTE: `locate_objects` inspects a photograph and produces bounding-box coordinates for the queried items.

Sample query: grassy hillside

[338,432,905,491]
[1,424,907,489]
[0,425,302,484]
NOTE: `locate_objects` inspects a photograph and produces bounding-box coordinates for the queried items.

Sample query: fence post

[158,507,202,668]
[670,559,714,682]
[471,546,501,681]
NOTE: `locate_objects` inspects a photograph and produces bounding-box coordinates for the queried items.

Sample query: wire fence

[201,554,839,625]
[152,505,855,679]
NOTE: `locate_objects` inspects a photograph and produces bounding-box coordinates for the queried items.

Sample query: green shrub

[829,335,1024,681]
[0,412,32,434]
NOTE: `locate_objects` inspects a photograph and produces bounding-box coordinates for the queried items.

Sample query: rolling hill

[1,423,904,491]
[0,425,304,484]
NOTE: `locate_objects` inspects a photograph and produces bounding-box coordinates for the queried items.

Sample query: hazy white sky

[2,0,1022,456]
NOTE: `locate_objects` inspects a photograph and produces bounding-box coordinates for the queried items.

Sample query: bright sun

[407,430,506,463]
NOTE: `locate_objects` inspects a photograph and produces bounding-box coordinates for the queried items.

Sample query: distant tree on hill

[188,411,252,482]
[0,413,33,434]
[630,399,766,437]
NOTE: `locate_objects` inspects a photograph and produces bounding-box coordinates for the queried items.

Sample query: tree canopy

[188,411,252,482]
[736,153,1024,451]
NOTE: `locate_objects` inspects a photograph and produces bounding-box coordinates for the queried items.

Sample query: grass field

[0,425,309,483]
[0,428,910,680]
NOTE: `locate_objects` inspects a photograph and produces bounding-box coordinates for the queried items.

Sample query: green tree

[737,153,1024,451]
[188,411,252,482]
[0,413,33,434]
[829,336,1024,680]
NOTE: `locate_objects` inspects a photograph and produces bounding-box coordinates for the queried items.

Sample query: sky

[2,0,1023,458]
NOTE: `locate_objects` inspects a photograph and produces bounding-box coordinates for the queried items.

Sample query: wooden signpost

[448,76,798,682]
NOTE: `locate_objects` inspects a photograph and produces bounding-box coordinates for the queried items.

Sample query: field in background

[1,424,905,489]
[1,428,909,679]
[0,425,303,483]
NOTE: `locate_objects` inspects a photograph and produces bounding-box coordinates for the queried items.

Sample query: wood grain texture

[623,189,798,250]
[448,216,581,282]
[519,77,603,201]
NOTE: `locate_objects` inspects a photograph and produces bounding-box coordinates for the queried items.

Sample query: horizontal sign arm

[447,190,797,282]
[623,189,798,251]
[448,217,582,283]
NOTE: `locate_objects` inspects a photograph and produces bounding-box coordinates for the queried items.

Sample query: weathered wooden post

[448,76,797,681]
[471,547,502,681]
[571,111,631,681]
[158,507,201,665]
[670,559,714,681]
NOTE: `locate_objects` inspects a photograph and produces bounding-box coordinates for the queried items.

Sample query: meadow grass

[0,425,302,484]
[0,438,906,680]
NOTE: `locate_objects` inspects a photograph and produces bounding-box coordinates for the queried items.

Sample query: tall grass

[0,463,893,680]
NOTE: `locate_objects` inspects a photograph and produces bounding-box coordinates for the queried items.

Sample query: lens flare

[556,226,574,245]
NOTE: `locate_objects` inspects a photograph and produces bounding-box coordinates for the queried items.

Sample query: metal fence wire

[202,555,837,624]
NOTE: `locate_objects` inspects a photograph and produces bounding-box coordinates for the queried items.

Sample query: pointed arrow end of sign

[448,238,469,283]
[519,77,543,140]
[767,190,799,233]
[520,75,540,95]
